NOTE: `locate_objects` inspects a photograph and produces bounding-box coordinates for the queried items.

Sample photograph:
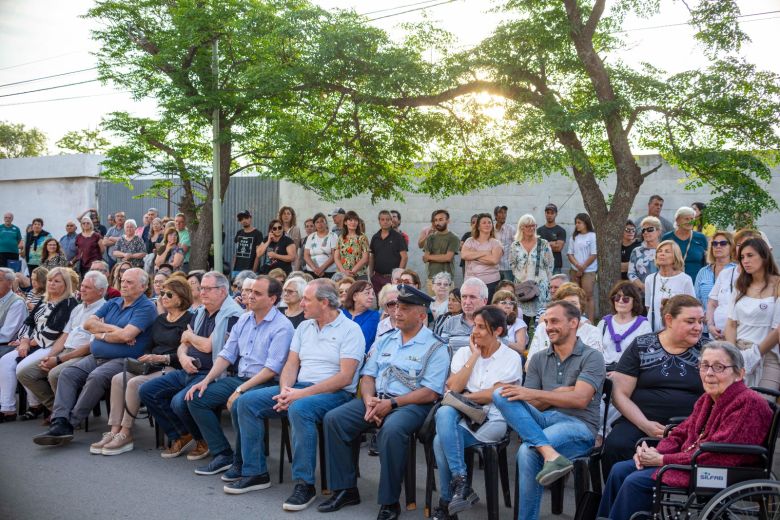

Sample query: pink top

[463,237,503,284]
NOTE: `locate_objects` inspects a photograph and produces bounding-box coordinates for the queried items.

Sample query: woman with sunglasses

[461,213,503,302]
[628,216,662,291]
[491,290,528,355]
[620,221,640,280]
[724,237,780,390]
[376,284,400,339]
[694,231,736,335]
[598,282,651,371]
[93,277,193,455]
[256,219,296,275]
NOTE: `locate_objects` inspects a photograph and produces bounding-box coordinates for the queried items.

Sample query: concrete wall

[0,154,101,239]
[279,154,780,284]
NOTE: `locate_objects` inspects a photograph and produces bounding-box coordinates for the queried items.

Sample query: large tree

[0,121,47,158]
[303,0,780,309]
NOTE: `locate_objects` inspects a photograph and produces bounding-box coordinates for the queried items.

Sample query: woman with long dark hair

[279,206,302,269]
[256,219,296,275]
[40,238,68,269]
[334,211,370,280]
[567,213,597,320]
[461,213,503,301]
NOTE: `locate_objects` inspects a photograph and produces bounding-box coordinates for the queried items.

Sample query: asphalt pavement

[0,408,578,520]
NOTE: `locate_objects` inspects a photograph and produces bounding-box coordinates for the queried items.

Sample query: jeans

[186,376,249,457]
[493,390,594,520]
[235,383,352,483]
[139,369,205,441]
[597,459,655,519]
[432,405,480,501]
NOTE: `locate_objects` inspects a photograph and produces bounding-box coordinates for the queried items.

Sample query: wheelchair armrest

[663,417,688,437]
[750,386,780,399]
[696,443,768,457]
[654,463,692,481]
[634,437,661,449]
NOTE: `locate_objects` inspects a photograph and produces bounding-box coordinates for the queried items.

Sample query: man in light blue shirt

[184,275,294,476]
[223,278,364,512]
[320,285,449,520]
[59,221,79,263]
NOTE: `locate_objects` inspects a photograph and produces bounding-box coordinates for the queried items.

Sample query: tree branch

[584,0,606,38]
[641,161,664,178]
[625,105,673,135]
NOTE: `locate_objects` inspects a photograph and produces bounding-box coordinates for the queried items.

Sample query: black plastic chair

[278,416,327,492]
[352,427,418,511]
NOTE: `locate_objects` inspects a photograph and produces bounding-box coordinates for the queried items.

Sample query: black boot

[33,417,74,446]
[448,475,479,515]
[432,498,459,520]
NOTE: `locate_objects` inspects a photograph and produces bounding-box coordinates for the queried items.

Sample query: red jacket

[654,380,773,487]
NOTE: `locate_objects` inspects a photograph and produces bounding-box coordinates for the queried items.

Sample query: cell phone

[191,357,202,369]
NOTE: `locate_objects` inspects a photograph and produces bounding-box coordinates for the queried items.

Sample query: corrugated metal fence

[97,176,279,265]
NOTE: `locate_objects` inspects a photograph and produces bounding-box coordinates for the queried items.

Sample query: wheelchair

[630,387,780,520]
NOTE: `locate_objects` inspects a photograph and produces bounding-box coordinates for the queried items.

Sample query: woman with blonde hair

[0,267,78,421]
[509,213,554,325]
[628,216,662,290]
[644,240,695,331]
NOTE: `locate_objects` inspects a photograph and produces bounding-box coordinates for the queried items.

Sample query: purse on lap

[441,390,487,427]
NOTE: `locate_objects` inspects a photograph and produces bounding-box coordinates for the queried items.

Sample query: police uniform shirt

[361,325,449,396]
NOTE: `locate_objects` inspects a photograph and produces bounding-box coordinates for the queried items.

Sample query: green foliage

[0,121,47,158]
[56,128,110,154]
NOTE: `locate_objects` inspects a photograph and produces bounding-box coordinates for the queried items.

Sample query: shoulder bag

[515,239,543,302]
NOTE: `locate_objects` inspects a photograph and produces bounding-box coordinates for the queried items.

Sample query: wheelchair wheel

[699,479,780,520]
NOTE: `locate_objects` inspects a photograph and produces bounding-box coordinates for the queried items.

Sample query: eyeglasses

[283,289,299,295]
[624,228,636,233]
[433,282,450,287]
[641,227,656,233]
[497,300,516,306]
[200,285,221,292]
[712,240,729,248]
[385,300,398,308]
[612,295,632,303]
[271,226,283,231]
[160,291,175,299]
[698,363,735,374]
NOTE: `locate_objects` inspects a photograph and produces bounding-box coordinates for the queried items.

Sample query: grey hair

[233,270,257,288]
[242,278,255,289]
[126,267,149,288]
[432,271,452,286]
[391,267,405,281]
[701,341,745,371]
[284,277,307,299]
[331,272,346,283]
[91,260,109,271]
[461,277,489,300]
[125,219,137,228]
[83,271,108,295]
[674,206,695,229]
[0,268,14,282]
[513,214,537,242]
[550,273,569,283]
[309,278,340,309]
[203,271,230,291]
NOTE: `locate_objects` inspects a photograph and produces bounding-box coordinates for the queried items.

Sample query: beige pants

[759,351,780,401]
[16,351,85,410]
[108,368,168,430]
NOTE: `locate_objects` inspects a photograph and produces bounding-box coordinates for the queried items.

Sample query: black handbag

[125,357,163,376]
[441,390,487,427]
[417,401,441,444]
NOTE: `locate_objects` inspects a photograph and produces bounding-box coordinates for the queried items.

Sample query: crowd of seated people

[0,202,778,520]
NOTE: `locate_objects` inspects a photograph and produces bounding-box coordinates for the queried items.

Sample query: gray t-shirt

[290,312,365,393]
[633,214,674,235]
[104,226,124,259]
[524,339,605,436]
[437,314,474,351]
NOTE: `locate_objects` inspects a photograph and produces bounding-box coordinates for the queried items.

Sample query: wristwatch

[390,397,398,410]
[235,387,244,395]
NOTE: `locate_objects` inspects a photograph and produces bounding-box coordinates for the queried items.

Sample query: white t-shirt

[450,343,523,442]
[596,315,653,365]
[304,232,338,273]
[430,299,448,320]
[644,271,695,331]
[709,265,738,330]
[728,292,780,387]
[567,232,598,273]
[505,319,528,348]
[526,319,603,362]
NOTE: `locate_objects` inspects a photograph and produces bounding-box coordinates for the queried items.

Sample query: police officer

[319,285,450,520]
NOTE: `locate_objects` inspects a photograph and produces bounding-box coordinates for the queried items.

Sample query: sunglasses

[712,240,729,247]
[641,227,656,233]
[612,295,632,303]
[497,300,516,306]
[160,291,175,299]
[271,226,283,231]
[385,300,398,308]
[624,227,636,233]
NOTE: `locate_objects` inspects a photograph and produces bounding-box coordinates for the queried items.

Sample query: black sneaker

[194,453,233,475]
[33,417,74,446]
[448,475,479,515]
[221,463,243,482]
[223,473,271,495]
[283,481,317,511]
[432,498,458,520]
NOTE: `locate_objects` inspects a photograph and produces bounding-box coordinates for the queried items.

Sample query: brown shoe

[90,432,115,455]
[187,439,210,461]
[161,433,195,459]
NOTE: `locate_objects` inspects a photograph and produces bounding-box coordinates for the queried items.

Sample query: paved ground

[0,408,578,520]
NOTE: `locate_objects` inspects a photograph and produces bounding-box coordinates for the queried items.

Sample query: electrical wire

[359,0,448,16]
[0,67,98,89]
[367,0,457,21]
[0,79,100,98]
[0,91,131,108]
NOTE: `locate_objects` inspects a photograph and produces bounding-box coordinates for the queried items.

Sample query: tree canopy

[0,121,47,159]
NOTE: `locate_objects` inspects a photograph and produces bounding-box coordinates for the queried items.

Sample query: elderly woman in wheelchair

[597,341,774,520]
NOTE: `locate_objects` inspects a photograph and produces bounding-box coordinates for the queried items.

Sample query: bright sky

[0,0,778,152]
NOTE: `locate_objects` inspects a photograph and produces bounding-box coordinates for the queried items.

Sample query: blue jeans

[138,369,205,441]
[235,383,352,482]
[187,376,254,457]
[598,459,655,519]
[432,405,480,501]
[493,390,594,520]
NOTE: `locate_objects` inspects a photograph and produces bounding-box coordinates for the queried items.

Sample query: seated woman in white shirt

[644,240,695,332]
[432,305,523,518]
[527,283,603,362]
[491,289,528,355]
[597,282,652,372]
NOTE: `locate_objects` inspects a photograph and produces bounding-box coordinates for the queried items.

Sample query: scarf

[604,314,647,352]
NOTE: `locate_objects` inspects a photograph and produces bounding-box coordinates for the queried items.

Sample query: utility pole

[211,38,222,272]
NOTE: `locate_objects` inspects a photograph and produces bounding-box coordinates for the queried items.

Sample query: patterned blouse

[41,254,69,269]
[509,237,555,317]
[116,235,147,268]
[628,242,658,283]
[337,234,370,276]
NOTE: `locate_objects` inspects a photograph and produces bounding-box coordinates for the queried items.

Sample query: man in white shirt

[17,271,108,411]
[0,268,26,353]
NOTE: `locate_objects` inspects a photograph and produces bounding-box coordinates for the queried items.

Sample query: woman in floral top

[334,210,370,280]
[628,216,662,290]
[509,214,554,324]
[113,219,147,268]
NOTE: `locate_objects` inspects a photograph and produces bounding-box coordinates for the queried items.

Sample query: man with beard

[422,209,460,296]
[494,205,516,282]
[493,300,605,520]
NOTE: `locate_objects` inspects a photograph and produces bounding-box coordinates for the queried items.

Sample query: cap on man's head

[396,284,434,307]
[545,203,558,213]
[331,208,346,216]
[237,210,252,220]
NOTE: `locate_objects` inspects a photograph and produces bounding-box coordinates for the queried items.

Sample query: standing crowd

[0,194,777,520]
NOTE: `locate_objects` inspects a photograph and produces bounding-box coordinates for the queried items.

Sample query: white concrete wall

[0,154,102,239]
[279,154,780,284]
